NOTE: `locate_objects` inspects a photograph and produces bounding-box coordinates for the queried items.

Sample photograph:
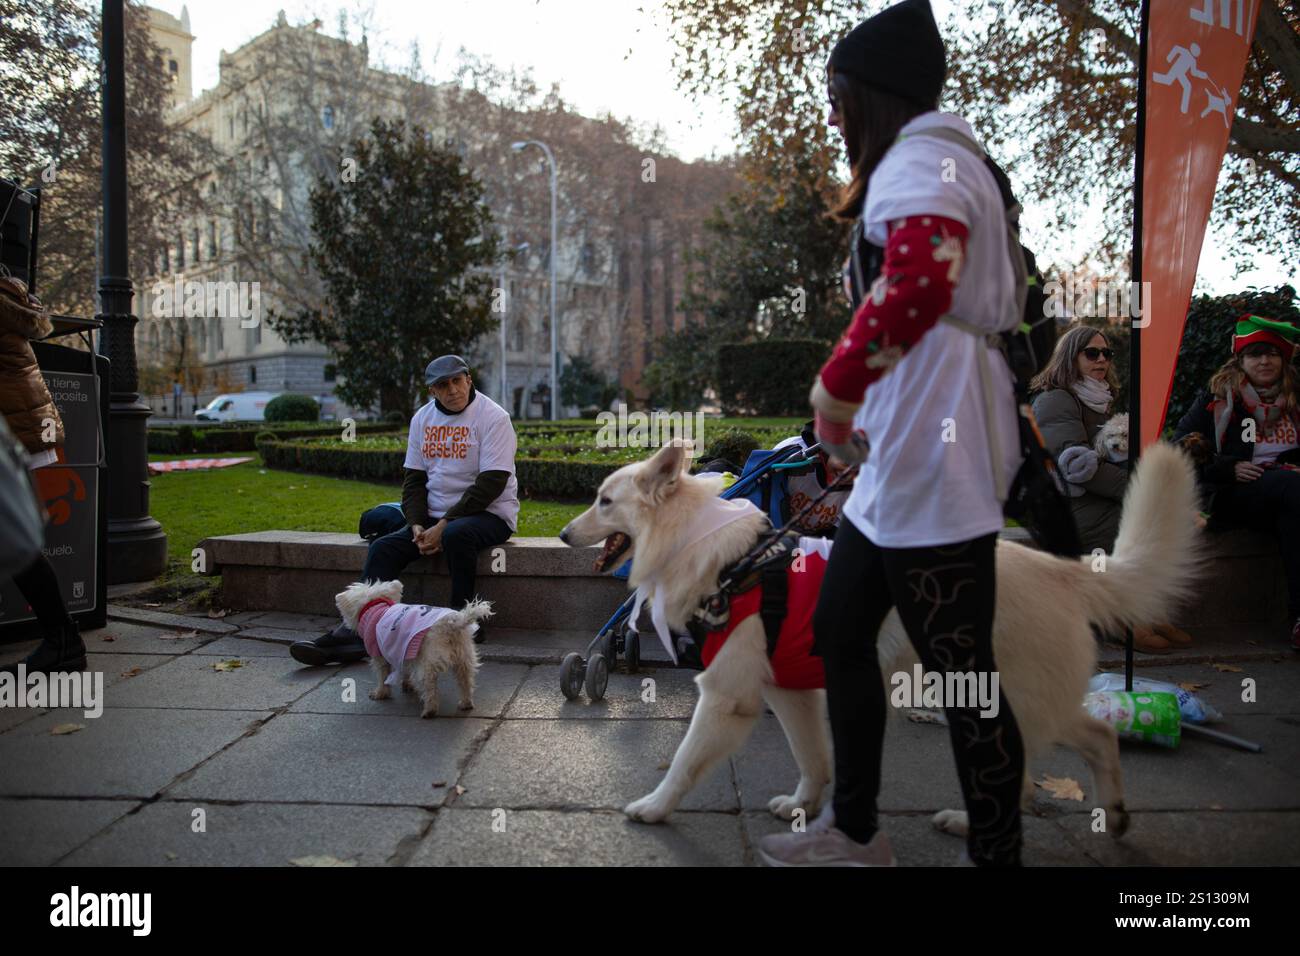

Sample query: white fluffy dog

[334,580,489,718]
[559,440,1203,841]
[1095,412,1130,463]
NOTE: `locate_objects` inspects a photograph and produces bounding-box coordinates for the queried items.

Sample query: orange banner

[1140,0,1260,446]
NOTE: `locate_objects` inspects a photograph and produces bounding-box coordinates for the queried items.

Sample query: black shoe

[289,624,366,666]
[1,622,87,676]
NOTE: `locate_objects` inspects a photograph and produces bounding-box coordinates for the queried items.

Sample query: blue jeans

[362,512,513,608]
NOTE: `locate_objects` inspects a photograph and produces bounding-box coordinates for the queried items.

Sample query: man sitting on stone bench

[290,355,519,666]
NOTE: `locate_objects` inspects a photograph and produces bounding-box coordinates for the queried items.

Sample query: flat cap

[424,354,470,386]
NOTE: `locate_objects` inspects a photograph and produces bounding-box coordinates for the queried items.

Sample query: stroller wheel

[599,629,617,667]
[560,653,585,700]
[585,653,609,701]
[624,629,640,673]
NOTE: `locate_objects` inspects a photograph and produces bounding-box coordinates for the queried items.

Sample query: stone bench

[198,525,1286,632]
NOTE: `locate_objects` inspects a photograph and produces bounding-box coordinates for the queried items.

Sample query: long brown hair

[1208,352,1300,416]
[829,69,929,222]
[1029,324,1121,394]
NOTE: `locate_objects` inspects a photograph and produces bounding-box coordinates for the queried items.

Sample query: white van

[195,391,282,423]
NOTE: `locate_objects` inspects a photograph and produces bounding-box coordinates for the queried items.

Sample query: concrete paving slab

[408,808,746,866]
[0,798,140,866]
[236,612,341,631]
[505,665,699,720]
[107,605,237,634]
[191,636,305,657]
[222,626,321,646]
[289,662,529,719]
[101,653,337,711]
[60,801,433,867]
[169,713,490,807]
[1050,810,1300,866]
[0,707,267,798]
[454,719,735,812]
[78,622,217,656]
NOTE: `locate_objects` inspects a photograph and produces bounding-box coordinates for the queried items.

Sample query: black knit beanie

[827,0,947,108]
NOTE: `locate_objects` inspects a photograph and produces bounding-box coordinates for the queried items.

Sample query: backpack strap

[758,567,789,659]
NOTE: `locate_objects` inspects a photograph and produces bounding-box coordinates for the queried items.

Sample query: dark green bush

[264,394,320,423]
[717,340,829,416]
[703,427,760,468]
[150,421,391,454]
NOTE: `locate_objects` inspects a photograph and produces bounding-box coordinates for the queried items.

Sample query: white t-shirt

[843,111,1024,548]
[1253,414,1299,465]
[404,391,520,532]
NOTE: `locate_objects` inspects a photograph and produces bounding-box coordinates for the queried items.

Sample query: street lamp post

[498,241,529,413]
[97,0,166,582]
[510,140,558,421]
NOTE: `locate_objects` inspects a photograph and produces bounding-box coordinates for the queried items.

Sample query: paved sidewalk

[0,609,1297,866]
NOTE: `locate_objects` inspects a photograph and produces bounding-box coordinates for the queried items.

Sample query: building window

[192,228,201,262]
[321,105,335,130]
[249,364,257,384]
[176,233,185,269]
[169,59,178,75]
[208,221,217,259]
[323,363,336,382]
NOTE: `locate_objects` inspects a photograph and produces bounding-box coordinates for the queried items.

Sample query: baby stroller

[559,440,828,701]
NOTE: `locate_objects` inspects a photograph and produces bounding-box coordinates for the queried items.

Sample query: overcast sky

[155,0,1291,295]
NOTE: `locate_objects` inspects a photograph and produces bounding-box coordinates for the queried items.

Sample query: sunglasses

[1081,347,1115,361]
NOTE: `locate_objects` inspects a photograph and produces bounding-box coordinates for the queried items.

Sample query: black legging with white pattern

[813,522,1025,866]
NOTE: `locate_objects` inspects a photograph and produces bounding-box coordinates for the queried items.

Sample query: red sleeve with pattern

[810,215,969,424]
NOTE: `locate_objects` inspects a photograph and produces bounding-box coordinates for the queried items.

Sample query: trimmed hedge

[150,422,393,454]
[256,437,621,499]
[717,339,830,416]
[264,393,320,422]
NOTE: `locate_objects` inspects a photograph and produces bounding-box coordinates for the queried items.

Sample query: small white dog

[560,439,1203,842]
[334,580,489,718]
[1095,412,1129,463]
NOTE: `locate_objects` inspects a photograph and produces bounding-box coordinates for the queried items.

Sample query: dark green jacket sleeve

[402,468,429,528]
[1032,388,1128,502]
[443,470,510,522]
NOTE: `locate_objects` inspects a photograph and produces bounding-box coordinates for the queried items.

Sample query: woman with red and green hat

[1173,313,1300,650]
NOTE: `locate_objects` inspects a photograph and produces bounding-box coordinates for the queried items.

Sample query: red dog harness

[698,538,829,690]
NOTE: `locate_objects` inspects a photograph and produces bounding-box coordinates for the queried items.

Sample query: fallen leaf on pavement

[213,659,244,672]
[51,723,85,736]
[165,852,178,861]
[142,603,162,608]
[453,785,467,796]
[907,709,944,724]
[1246,640,1258,646]
[1178,681,1209,691]
[101,634,116,642]
[289,855,356,867]
[431,781,447,789]
[1211,663,1243,673]
[158,630,197,642]
[656,761,671,771]
[207,608,229,619]
[120,666,143,679]
[1035,774,1084,801]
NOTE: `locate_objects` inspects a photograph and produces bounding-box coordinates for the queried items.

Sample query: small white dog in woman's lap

[1094,412,1129,463]
[334,580,489,717]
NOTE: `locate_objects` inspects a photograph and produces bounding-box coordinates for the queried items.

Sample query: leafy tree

[0,0,208,316]
[658,0,1298,270]
[279,118,500,418]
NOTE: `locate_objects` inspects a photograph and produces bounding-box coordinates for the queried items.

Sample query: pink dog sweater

[357,598,458,686]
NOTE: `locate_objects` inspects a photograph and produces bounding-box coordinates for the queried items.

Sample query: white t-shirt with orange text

[403,392,519,531]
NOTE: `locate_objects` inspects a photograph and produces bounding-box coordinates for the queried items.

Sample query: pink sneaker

[757,822,896,867]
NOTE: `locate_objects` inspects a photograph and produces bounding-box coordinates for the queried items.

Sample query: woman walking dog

[759,0,1028,866]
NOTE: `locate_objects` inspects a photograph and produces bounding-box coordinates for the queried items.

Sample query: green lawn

[148,454,588,581]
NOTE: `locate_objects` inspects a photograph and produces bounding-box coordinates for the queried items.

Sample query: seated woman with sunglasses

[1173,314,1300,652]
[1030,324,1192,654]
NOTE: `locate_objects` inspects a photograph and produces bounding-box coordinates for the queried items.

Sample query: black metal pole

[1125,0,1152,693]
[97,0,167,582]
